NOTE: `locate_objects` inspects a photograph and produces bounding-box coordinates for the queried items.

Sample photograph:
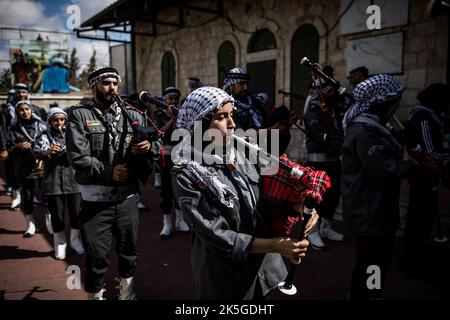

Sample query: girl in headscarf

[33,107,84,260]
[9,100,47,237]
[171,87,309,300]
[341,74,409,300]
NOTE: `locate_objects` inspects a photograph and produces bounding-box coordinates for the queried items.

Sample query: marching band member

[154,86,190,239]
[303,77,345,250]
[66,67,153,300]
[9,100,47,237]
[33,107,84,260]
[341,74,408,300]
[171,86,309,299]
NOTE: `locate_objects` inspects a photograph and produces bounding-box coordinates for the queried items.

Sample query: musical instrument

[231,133,305,179]
[32,159,44,177]
[277,200,314,295]
[139,91,179,118]
[231,133,328,295]
[57,125,65,140]
[301,56,407,130]
[301,57,354,103]
[111,93,157,164]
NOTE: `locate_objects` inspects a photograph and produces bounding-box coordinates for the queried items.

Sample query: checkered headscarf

[88,67,121,88]
[343,74,405,129]
[176,86,234,133]
[222,67,250,92]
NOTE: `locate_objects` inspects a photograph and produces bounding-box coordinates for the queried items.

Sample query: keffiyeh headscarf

[176,86,234,133]
[88,67,121,88]
[174,87,250,209]
[222,67,250,92]
[343,74,405,129]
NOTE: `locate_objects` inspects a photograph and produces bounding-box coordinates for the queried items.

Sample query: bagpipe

[112,93,158,161]
[138,91,180,119]
[301,57,354,104]
[136,91,182,169]
[109,94,161,188]
[231,133,330,295]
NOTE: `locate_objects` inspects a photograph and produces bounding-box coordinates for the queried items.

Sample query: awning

[76,0,224,43]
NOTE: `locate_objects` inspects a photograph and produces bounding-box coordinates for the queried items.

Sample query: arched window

[217,41,236,87]
[290,24,319,115]
[161,51,175,90]
[247,28,277,53]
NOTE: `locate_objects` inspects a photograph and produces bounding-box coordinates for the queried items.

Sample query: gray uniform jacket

[66,100,153,202]
[33,127,80,196]
[172,161,287,300]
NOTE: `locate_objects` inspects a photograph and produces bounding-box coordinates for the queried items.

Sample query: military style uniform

[66,99,153,293]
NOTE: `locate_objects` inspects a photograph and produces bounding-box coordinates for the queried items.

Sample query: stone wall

[134,0,448,161]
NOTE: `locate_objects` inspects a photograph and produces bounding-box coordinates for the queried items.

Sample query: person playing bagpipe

[66,67,154,300]
[171,87,309,300]
[303,73,345,251]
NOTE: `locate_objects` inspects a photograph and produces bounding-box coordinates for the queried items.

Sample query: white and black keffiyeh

[174,87,242,209]
[222,67,249,92]
[88,67,121,88]
[176,86,234,133]
[343,74,405,129]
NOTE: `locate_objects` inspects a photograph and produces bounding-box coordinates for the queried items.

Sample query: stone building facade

[130,0,448,161]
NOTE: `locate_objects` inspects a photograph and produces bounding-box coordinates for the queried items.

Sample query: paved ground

[1,172,450,300]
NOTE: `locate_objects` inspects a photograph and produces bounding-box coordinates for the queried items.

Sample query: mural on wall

[9,38,69,93]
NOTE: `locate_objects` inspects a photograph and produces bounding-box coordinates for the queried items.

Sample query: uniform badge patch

[86,120,101,126]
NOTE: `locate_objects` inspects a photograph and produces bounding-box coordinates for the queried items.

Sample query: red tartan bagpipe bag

[261,154,331,237]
